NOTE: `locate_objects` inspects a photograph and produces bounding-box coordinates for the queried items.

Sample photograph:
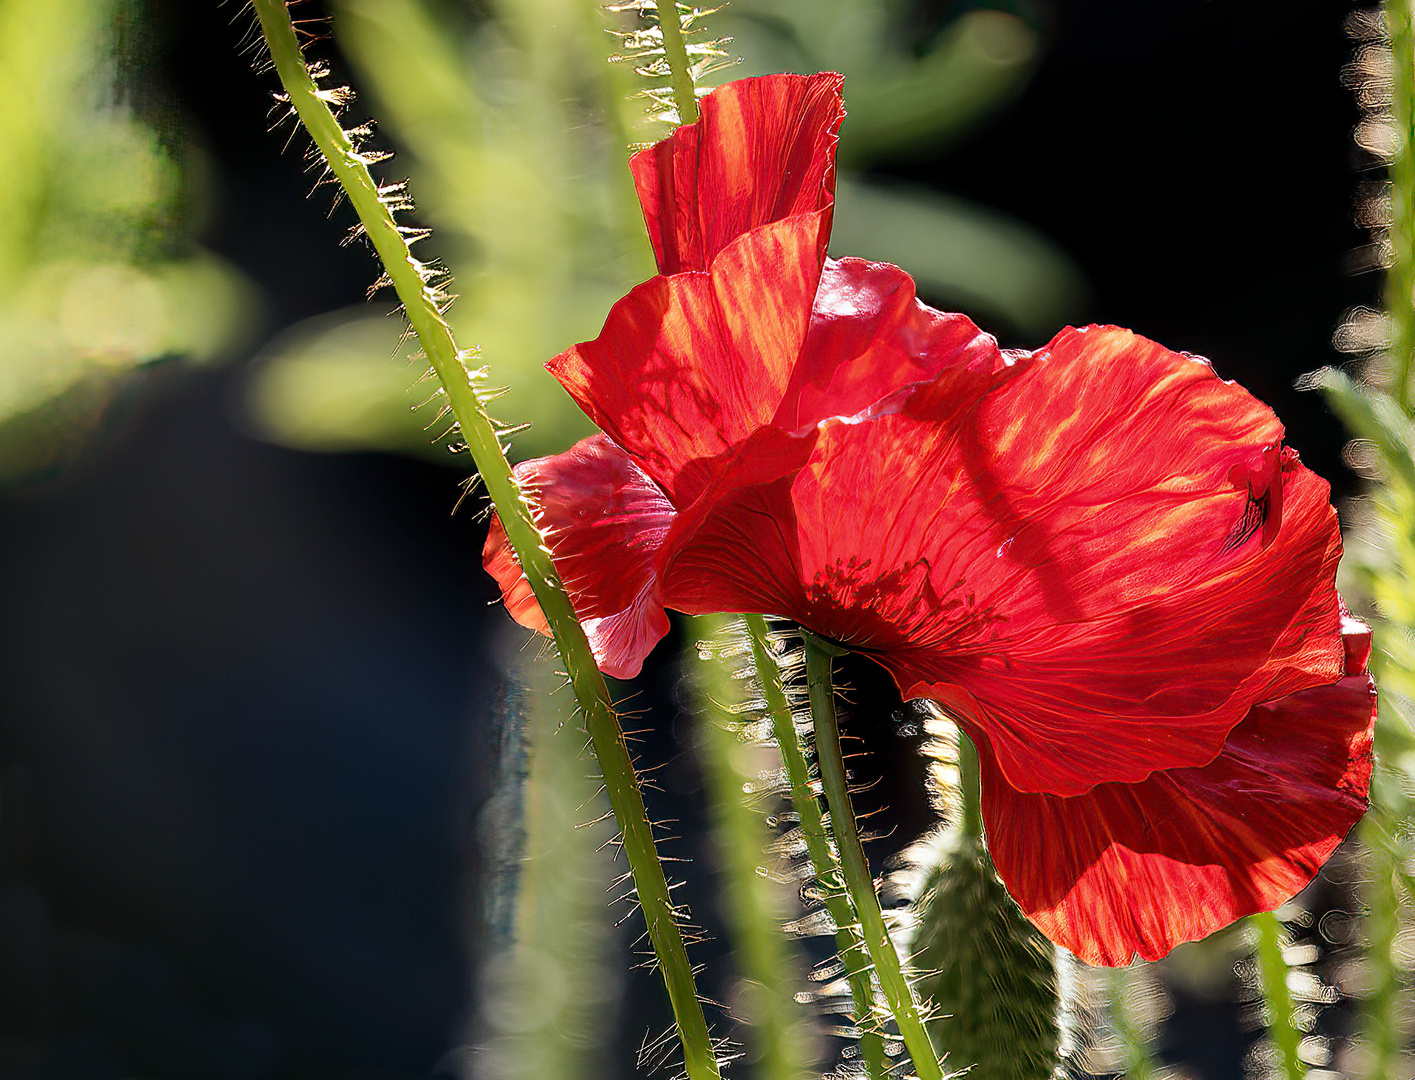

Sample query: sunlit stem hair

[691,615,817,1080]
[803,634,947,1080]
[605,0,737,127]
[738,616,889,1079]
[246,4,723,1078]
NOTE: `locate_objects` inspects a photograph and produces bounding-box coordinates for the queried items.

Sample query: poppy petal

[548,216,824,503]
[979,636,1376,965]
[774,257,1006,431]
[631,72,845,274]
[659,325,1345,795]
[482,435,675,679]
[656,423,823,618]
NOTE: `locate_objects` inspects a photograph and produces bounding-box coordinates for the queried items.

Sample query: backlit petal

[631,73,845,274]
[979,629,1376,965]
[774,257,1005,430]
[482,435,674,679]
[548,217,823,503]
[660,325,1345,795]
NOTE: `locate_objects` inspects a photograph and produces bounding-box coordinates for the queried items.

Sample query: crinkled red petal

[660,324,1345,795]
[774,257,1004,430]
[548,216,824,504]
[979,623,1376,966]
[631,72,845,275]
[481,435,675,679]
[657,424,822,617]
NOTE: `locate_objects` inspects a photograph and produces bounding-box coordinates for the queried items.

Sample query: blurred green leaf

[0,0,254,481]
[714,4,1039,167]
[831,178,1089,341]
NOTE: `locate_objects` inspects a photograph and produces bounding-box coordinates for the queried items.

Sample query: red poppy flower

[484,73,1377,964]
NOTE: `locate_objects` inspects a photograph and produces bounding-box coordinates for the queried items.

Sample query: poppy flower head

[483,72,1376,966]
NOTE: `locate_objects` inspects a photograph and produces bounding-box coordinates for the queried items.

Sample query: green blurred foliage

[0,0,252,482]
[465,635,624,1080]
[245,0,1088,463]
[1315,5,1415,1075]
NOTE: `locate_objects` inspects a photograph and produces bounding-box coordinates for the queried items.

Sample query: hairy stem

[1388,0,1415,412]
[693,615,812,1080]
[743,615,885,1079]
[804,633,944,1080]
[653,0,700,123]
[1249,911,1305,1080]
[249,5,720,1076]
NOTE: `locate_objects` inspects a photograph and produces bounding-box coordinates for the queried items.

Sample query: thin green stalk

[1388,0,1415,412]
[804,633,945,1080]
[249,6,720,1077]
[653,0,700,123]
[1249,911,1305,1080]
[743,615,886,1079]
[694,615,813,1080]
[957,728,983,842]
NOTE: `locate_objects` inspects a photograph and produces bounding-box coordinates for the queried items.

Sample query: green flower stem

[804,633,945,1080]
[743,616,885,1079]
[653,0,700,124]
[956,727,983,842]
[1388,0,1415,412]
[249,5,721,1078]
[1249,911,1305,1080]
[694,615,812,1080]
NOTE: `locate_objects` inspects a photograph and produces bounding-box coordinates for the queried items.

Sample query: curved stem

[804,633,944,1080]
[250,6,720,1077]
[743,616,885,1078]
[653,0,700,123]
[1249,911,1305,1080]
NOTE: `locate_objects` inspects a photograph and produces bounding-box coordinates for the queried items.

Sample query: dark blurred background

[0,1,1374,1078]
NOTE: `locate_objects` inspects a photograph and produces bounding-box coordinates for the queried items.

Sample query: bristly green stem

[1249,911,1305,1080]
[803,633,945,1080]
[694,615,812,1080]
[249,5,720,1077]
[743,616,885,1079]
[654,0,700,124]
[1388,0,1415,412]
